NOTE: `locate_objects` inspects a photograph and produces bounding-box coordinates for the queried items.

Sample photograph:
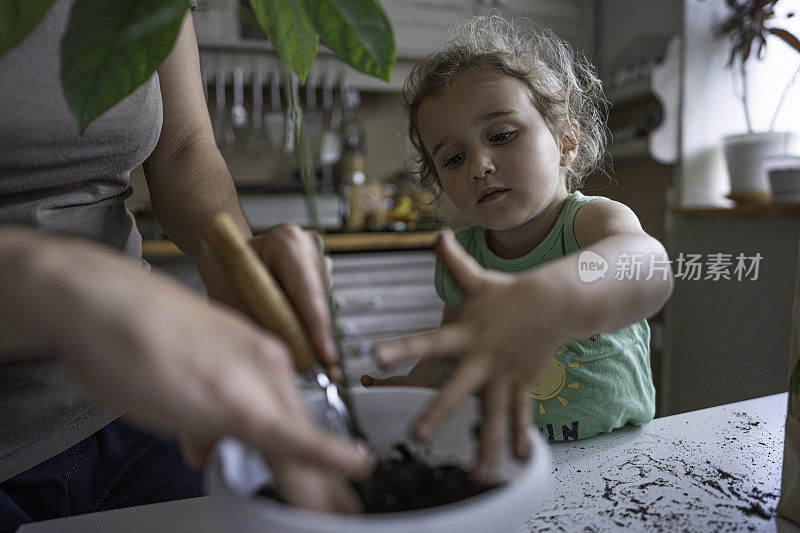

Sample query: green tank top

[435,191,655,443]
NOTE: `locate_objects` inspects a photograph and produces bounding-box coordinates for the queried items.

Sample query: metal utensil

[246,71,265,155]
[339,79,364,153]
[203,212,360,438]
[283,74,299,153]
[263,72,285,151]
[231,67,249,129]
[214,71,235,151]
[303,74,324,162]
[318,74,342,169]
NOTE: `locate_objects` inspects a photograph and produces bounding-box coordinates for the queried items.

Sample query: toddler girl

[363,15,673,481]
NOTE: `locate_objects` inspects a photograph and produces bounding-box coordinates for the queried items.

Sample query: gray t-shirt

[0,0,179,481]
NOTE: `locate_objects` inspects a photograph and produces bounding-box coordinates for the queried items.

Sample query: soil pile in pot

[258,444,501,513]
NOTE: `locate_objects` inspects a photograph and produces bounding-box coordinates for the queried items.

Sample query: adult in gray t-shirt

[0,0,159,482]
[0,0,372,524]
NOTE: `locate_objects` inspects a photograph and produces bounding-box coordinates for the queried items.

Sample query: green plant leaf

[61,0,188,133]
[303,0,395,81]
[248,0,319,82]
[0,0,55,55]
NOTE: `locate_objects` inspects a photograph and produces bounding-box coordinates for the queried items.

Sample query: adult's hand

[250,224,338,373]
[372,230,567,482]
[198,223,339,377]
[8,233,371,512]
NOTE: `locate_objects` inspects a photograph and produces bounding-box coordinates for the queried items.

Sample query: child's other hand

[372,230,566,482]
[360,359,453,389]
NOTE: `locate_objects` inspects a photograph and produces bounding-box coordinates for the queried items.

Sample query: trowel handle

[203,212,317,374]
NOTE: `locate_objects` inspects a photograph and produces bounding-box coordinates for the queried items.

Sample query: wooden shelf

[142,231,440,259]
[602,35,680,165]
[606,79,652,105]
[321,231,439,251]
[608,138,650,161]
[670,201,800,217]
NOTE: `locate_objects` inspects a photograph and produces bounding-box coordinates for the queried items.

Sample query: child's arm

[373,199,673,480]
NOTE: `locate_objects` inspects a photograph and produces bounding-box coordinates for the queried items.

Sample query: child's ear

[559,121,580,166]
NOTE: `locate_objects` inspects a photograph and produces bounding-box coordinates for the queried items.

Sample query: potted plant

[0,0,395,130]
[711,0,800,201]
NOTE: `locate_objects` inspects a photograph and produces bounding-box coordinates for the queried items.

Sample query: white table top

[19,393,797,533]
[527,392,790,532]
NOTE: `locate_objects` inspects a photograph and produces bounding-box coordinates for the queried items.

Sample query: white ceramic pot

[722,132,800,200]
[764,156,800,198]
[206,387,551,533]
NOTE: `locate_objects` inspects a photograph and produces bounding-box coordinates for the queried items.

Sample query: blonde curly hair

[404,15,608,194]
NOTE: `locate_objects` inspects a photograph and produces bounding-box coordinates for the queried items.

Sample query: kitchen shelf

[605,79,652,106]
[141,231,440,259]
[608,138,650,161]
[193,0,595,92]
[603,35,680,165]
[670,201,800,217]
[197,44,415,92]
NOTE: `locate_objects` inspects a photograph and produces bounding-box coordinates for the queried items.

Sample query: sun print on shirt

[530,345,581,415]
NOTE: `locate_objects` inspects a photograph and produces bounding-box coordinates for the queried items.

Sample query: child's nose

[470,153,496,181]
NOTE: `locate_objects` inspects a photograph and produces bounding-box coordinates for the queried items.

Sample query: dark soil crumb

[736,501,772,520]
[525,411,781,532]
[257,444,501,514]
[355,444,500,512]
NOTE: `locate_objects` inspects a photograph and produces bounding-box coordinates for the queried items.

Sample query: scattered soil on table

[527,411,781,532]
[258,444,501,513]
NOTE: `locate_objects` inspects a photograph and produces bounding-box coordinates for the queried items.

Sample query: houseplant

[711,0,800,200]
[1,0,395,225]
[0,0,395,131]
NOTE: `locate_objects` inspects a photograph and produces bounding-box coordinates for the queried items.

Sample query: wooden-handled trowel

[203,212,361,438]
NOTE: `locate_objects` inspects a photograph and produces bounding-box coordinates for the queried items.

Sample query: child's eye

[490,131,515,143]
[443,153,464,167]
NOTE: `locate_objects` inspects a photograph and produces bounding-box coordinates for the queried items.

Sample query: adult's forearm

[0,228,153,358]
[525,233,674,340]
[0,228,62,356]
[144,139,250,266]
[0,227,169,359]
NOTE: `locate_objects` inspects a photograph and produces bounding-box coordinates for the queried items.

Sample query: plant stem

[769,63,800,132]
[740,60,753,134]
[278,60,320,232]
[278,59,365,439]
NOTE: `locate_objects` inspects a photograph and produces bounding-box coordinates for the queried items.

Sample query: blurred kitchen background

[133,0,800,418]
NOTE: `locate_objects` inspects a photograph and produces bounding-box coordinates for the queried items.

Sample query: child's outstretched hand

[372,230,567,482]
[360,359,452,389]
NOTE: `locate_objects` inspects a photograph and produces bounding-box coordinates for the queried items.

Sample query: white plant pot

[722,132,800,201]
[765,156,800,199]
[206,387,552,533]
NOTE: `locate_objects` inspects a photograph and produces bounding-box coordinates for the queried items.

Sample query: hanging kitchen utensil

[303,74,324,164]
[247,71,266,155]
[214,71,235,152]
[203,212,362,439]
[231,66,249,129]
[339,79,365,155]
[211,70,223,146]
[263,72,285,151]
[283,74,298,153]
[318,74,342,171]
